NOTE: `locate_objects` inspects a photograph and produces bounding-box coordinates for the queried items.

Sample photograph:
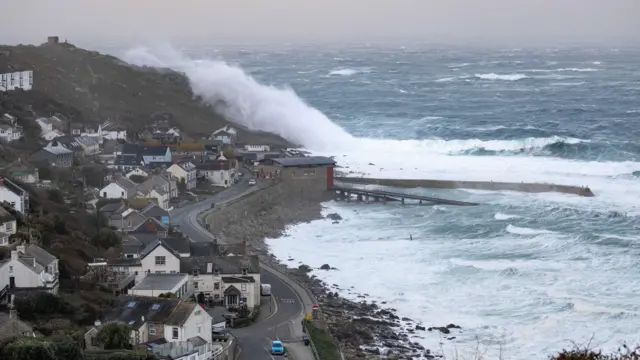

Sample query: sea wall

[202,179,332,251]
[335,177,595,197]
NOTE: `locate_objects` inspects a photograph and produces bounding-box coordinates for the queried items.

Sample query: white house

[0,245,59,294]
[100,121,127,140]
[166,162,197,190]
[0,70,33,92]
[180,254,261,309]
[0,206,17,247]
[86,296,213,347]
[0,114,23,142]
[195,156,234,188]
[243,144,270,152]
[210,126,237,145]
[0,178,29,214]
[130,273,189,298]
[100,177,138,199]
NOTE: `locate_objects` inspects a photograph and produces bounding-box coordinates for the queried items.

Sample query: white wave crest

[494,213,521,220]
[475,73,528,81]
[506,224,556,236]
[328,68,370,76]
[527,68,599,73]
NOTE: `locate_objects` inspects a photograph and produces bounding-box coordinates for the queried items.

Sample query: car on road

[270,340,284,355]
[248,179,257,186]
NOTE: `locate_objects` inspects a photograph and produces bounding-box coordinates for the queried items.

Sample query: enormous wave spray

[122,44,353,150]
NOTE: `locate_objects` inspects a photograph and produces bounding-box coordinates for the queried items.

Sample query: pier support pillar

[346,191,351,202]
[357,194,363,202]
[401,198,405,204]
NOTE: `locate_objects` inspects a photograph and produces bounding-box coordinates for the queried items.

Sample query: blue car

[270,340,284,355]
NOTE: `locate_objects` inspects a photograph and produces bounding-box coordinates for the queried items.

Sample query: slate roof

[99,201,127,214]
[114,177,138,192]
[104,296,181,329]
[114,155,141,167]
[140,203,169,218]
[140,146,169,157]
[164,302,197,327]
[0,312,34,341]
[25,245,56,267]
[139,238,178,259]
[121,143,140,155]
[132,273,187,291]
[196,161,230,171]
[270,156,335,167]
[189,242,220,257]
[42,146,72,155]
[75,136,100,147]
[131,217,168,234]
[180,255,259,275]
[51,136,83,152]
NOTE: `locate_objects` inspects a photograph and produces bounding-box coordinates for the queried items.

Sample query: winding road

[171,178,316,360]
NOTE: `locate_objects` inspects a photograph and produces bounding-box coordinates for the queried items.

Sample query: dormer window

[192,270,199,277]
[241,268,248,275]
[213,268,219,275]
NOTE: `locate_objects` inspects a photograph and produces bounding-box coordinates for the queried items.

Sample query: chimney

[207,263,212,273]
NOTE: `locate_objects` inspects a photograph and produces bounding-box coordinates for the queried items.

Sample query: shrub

[97,323,133,350]
[303,319,341,360]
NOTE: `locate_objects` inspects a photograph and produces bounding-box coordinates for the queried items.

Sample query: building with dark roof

[257,156,337,190]
[85,295,213,346]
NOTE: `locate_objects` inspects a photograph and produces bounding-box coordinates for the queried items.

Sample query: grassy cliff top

[0,41,289,145]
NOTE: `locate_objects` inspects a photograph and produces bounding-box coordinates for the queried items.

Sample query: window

[213,269,219,275]
[214,282,220,290]
[10,202,15,208]
[9,266,13,273]
[172,327,179,339]
[193,281,198,289]
[149,324,156,335]
[242,268,248,275]
[126,301,136,308]
[91,336,99,346]
[5,222,12,231]
[125,254,133,258]
[192,270,199,276]
[197,326,201,334]
[155,256,166,265]
[214,294,220,299]
[151,303,161,310]
[241,283,247,291]
[121,191,124,197]
[102,192,107,198]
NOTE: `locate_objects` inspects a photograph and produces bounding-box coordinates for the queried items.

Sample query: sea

[119,42,640,359]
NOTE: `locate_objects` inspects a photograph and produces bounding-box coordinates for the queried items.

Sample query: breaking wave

[475,73,528,81]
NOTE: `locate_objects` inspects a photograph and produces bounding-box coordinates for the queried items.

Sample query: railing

[0,285,8,301]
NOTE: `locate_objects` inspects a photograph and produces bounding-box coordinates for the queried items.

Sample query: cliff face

[0,41,290,145]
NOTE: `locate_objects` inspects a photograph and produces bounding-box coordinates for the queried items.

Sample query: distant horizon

[3,35,640,52]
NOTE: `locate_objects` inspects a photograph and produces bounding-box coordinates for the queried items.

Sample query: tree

[92,228,122,249]
[97,322,133,350]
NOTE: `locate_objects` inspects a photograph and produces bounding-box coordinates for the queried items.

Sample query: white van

[261,284,271,296]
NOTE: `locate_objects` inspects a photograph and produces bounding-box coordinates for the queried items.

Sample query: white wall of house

[141,246,181,275]
[42,130,64,141]
[36,118,53,134]
[0,187,24,213]
[0,219,17,236]
[126,168,148,179]
[100,183,128,199]
[164,305,213,343]
[191,271,260,308]
[0,71,33,91]
[0,252,58,293]
[244,145,270,152]
[0,126,22,142]
[199,169,232,187]
[221,280,257,308]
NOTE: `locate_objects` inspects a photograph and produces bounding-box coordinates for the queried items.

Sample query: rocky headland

[201,180,463,359]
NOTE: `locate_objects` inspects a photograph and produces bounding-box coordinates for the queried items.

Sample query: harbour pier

[333,185,479,206]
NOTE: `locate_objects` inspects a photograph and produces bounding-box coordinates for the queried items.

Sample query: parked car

[248,179,257,186]
[270,340,284,355]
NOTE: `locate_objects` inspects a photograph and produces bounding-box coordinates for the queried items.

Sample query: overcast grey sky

[2,0,639,46]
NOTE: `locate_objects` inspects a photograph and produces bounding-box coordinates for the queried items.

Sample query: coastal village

[0,38,381,360]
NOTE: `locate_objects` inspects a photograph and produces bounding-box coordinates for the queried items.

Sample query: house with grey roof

[108,208,147,232]
[84,295,213,347]
[135,178,170,210]
[29,144,73,167]
[180,254,260,309]
[140,203,170,225]
[0,244,59,294]
[0,301,36,342]
[130,273,189,298]
[100,176,138,199]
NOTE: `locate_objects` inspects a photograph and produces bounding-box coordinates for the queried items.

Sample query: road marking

[235,346,242,360]
[263,294,279,322]
[262,345,276,360]
[279,298,295,303]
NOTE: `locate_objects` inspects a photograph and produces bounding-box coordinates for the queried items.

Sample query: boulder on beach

[320,263,331,270]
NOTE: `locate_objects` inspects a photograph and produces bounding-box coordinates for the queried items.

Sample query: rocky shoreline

[203,184,463,359]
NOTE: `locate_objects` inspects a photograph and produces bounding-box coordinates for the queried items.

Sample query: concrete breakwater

[335,177,596,197]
